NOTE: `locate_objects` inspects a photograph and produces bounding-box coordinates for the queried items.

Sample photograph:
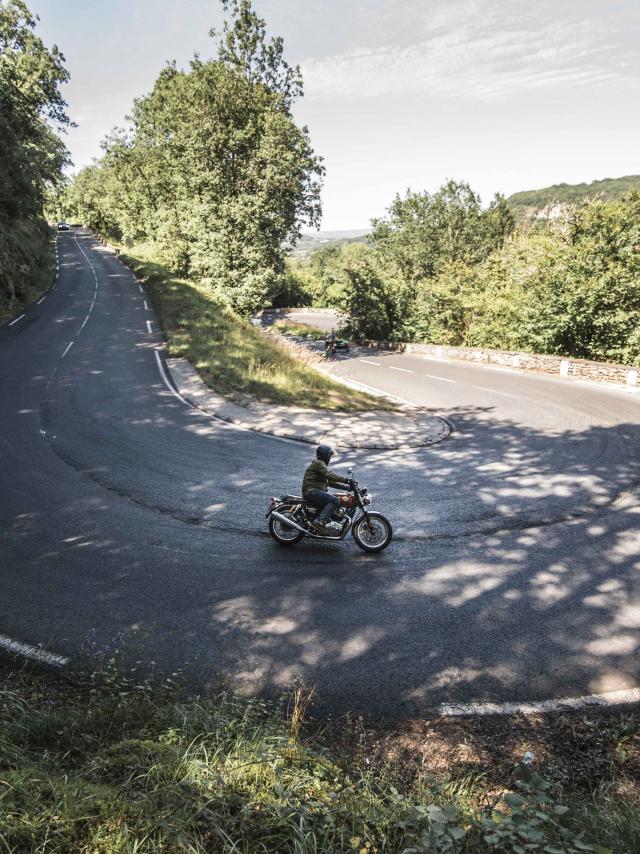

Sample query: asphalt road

[1,229,639,717]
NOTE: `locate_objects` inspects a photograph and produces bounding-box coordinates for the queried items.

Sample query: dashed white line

[473,385,517,398]
[425,373,456,384]
[146,320,153,334]
[0,633,68,667]
[138,284,143,293]
[360,359,382,366]
[61,341,74,358]
[144,300,149,310]
[37,295,47,304]
[389,365,413,373]
[9,313,26,326]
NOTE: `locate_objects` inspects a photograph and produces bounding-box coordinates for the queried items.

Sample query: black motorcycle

[266,468,392,553]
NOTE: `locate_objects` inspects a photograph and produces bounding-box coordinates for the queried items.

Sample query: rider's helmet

[316,444,333,464]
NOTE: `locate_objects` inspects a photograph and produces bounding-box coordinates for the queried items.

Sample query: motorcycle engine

[332,507,346,520]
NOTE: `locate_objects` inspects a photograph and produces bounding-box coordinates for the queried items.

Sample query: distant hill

[507,174,640,218]
[290,229,370,258]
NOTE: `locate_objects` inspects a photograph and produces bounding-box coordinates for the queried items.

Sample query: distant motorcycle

[266,468,392,553]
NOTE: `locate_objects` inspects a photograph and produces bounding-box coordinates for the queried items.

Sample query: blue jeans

[304,490,339,525]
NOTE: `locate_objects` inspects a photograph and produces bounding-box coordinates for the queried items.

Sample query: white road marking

[425,373,456,384]
[138,284,143,293]
[439,686,640,717]
[144,300,149,310]
[0,633,68,667]
[61,341,74,358]
[360,359,382,366]
[474,385,517,398]
[72,233,100,339]
[146,320,153,334]
[154,350,185,402]
[389,365,413,373]
[9,313,26,326]
[37,295,47,304]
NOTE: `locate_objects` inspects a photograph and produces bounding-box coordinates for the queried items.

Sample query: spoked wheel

[269,509,305,545]
[352,512,393,553]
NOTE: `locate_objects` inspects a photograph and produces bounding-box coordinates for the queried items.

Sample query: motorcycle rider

[324,328,337,357]
[302,445,352,533]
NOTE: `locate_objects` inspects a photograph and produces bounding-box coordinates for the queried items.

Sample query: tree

[0,0,70,219]
[62,0,323,314]
[370,180,514,285]
[0,0,70,319]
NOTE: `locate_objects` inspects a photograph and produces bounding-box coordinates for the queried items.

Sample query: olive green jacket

[302,459,349,496]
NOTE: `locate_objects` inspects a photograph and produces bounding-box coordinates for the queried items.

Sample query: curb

[165,357,451,451]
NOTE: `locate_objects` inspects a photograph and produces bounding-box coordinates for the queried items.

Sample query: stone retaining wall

[358,340,639,388]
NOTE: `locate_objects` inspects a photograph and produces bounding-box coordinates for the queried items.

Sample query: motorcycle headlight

[363,494,372,505]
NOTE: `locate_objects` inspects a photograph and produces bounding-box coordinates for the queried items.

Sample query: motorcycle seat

[282,494,304,503]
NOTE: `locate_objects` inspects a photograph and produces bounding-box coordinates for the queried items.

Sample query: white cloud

[301,10,639,101]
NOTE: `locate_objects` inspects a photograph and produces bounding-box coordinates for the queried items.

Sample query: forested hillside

[507,175,640,218]
[288,182,640,366]
[60,0,323,315]
[0,0,69,323]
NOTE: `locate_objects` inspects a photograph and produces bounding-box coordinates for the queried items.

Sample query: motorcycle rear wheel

[269,509,305,545]
[352,512,392,553]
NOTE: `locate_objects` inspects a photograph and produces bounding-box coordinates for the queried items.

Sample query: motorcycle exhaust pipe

[271,511,309,536]
[271,510,349,540]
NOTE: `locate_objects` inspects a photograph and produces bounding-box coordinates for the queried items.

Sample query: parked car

[57,222,70,230]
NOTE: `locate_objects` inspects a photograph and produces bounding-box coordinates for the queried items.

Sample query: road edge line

[438,687,640,717]
[0,633,69,667]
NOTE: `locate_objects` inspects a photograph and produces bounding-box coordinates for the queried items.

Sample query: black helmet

[316,444,333,464]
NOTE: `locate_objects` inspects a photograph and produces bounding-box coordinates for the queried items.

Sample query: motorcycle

[266,468,393,553]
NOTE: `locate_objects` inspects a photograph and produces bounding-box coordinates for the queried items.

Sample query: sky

[29,0,640,231]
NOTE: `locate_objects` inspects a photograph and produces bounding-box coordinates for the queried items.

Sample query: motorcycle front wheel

[352,512,393,553]
[269,509,305,545]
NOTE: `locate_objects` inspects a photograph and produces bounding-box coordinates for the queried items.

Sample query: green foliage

[0,665,618,853]
[340,243,406,340]
[370,180,514,284]
[316,181,640,367]
[60,0,323,315]
[0,0,70,220]
[508,174,640,218]
[460,193,640,364]
[0,0,69,316]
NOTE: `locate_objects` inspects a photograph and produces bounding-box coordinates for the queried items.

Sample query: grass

[1,657,637,853]
[117,244,389,412]
[0,218,55,326]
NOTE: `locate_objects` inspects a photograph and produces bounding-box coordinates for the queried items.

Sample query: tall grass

[0,663,625,853]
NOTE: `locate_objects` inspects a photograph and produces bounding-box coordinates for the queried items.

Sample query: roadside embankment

[110,243,391,413]
[0,218,55,326]
[1,659,636,853]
